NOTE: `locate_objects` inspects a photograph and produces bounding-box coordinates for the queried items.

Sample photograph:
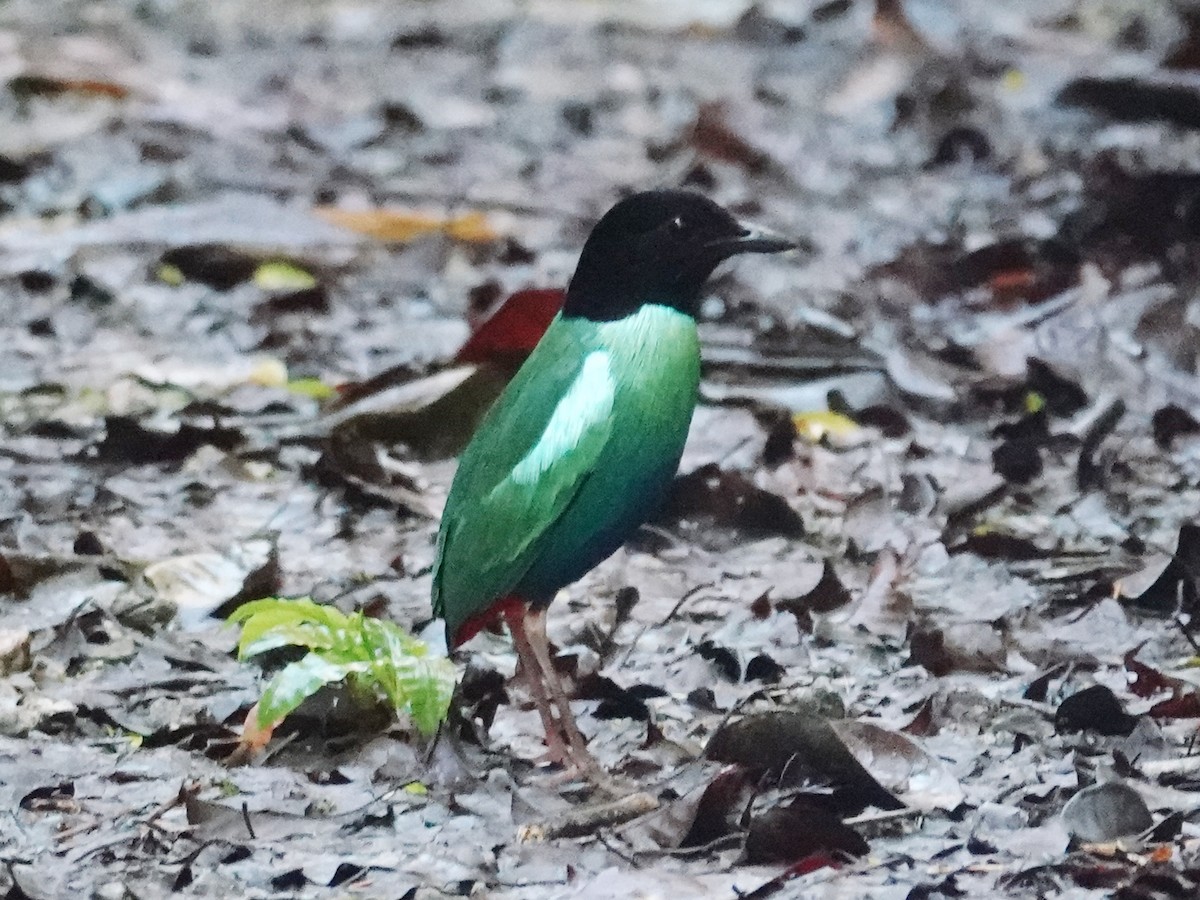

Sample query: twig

[1141,755,1200,778]
[658,582,718,627]
[240,802,256,840]
[845,806,920,827]
[517,792,658,841]
[636,832,744,859]
[594,830,642,867]
[617,581,716,668]
[1175,615,1200,654]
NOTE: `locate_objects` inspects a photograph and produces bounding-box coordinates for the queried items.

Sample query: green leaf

[253,260,317,291]
[239,621,338,659]
[286,377,336,400]
[230,596,456,740]
[256,654,369,728]
[229,597,350,659]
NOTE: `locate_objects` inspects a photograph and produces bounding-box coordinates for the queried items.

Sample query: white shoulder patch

[508,350,614,485]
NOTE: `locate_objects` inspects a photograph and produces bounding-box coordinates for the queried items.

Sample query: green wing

[432,316,614,640]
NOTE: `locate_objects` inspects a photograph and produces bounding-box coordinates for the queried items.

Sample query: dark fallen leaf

[928,125,991,167]
[20,269,55,292]
[914,875,973,900]
[72,531,104,556]
[94,416,244,464]
[1062,781,1153,842]
[1027,359,1088,417]
[992,437,1043,483]
[696,640,741,682]
[956,240,1079,307]
[898,473,938,515]
[680,765,755,847]
[760,412,797,467]
[160,244,258,290]
[745,654,785,684]
[0,153,33,183]
[908,624,1006,676]
[561,100,594,135]
[390,25,445,50]
[272,869,308,891]
[1128,523,1200,617]
[1145,810,1184,843]
[1055,685,1139,737]
[576,673,651,721]
[949,532,1047,561]
[745,796,868,863]
[0,553,15,594]
[454,662,507,737]
[252,285,330,320]
[812,0,852,21]
[455,288,563,365]
[1059,73,1200,129]
[1064,155,1200,261]
[689,101,772,174]
[1152,404,1200,449]
[776,560,852,626]
[852,404,911,438]
[1065,863,1130,891]
[69,273,114,307]
[993,409,1050,442]
[663,463,804,537]
[705,709,903,813]
[901,698,937,736]
[1076,403,1125,493]
[1166,8,1200,70]
[20,781,75,811]
[9,74,131,100]
[1024,665,1066,703]
[733,5,807,44]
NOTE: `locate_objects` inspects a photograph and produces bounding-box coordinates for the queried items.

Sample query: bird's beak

[709,222,797,256]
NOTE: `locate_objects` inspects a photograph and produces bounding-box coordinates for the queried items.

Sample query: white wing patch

[506,350,614,486]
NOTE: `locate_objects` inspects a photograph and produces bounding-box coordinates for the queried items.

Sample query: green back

[432,305,700,643]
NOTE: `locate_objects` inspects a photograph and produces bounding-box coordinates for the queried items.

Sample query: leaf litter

[5,0,1200,896]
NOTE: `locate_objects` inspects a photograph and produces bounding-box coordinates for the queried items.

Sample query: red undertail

[451,595,525,648]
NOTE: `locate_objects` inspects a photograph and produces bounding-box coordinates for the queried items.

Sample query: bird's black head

[562,190,795,322]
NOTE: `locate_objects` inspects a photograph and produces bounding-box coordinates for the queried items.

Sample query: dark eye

[670,216,685,232]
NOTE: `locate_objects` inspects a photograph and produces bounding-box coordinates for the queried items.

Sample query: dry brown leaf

[313,207,497,243]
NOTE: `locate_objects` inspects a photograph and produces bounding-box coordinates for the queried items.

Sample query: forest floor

[4,0,1200,897]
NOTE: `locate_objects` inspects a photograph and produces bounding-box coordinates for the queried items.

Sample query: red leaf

[1125,651,1175,699]
[1149,693,1200,719]
[455,288,563,365]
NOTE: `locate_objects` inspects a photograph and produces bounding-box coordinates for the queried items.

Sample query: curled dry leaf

[845,548,909,640]
[830,720,965,812]
[1062,781,1153,843]
[663,463,804,537]
[1125,523,1200,617]
[142,538,279,628]
[745,797,867,864]
[705,708,903,814]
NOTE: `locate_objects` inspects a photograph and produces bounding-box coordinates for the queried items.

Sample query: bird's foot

[530,741,629,797]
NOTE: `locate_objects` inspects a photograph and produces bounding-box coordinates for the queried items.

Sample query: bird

[432,190,794,777]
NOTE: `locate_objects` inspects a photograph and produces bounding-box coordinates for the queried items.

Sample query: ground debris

[3,0,1200,896]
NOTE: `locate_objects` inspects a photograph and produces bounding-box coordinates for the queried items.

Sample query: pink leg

[523,607,602,778]
[505,605,570,766]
